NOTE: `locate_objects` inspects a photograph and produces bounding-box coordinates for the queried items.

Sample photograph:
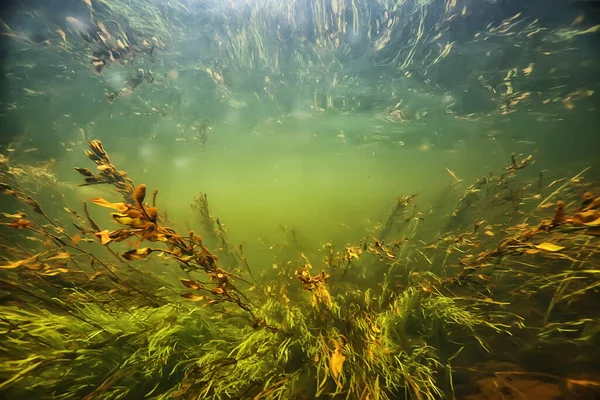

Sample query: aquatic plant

[2,139,600,399]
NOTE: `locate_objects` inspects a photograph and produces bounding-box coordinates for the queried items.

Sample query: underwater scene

[1,0,600,398]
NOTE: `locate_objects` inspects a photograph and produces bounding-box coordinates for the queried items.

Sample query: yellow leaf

[522,63,534,76]
[89,271,102,281]
[0,254,40,269]
[535,242,565,252]
[45,252,71,261]
[583,217,600,227]
[2,212,26,218]
[95,229,112,245]
[111,213,144,227]
[329,344,345,379]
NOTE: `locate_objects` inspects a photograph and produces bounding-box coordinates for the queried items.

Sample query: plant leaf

[583,217,600,227]
[45,252,72,261]
[181,293,205,302]
[95,230,112,245]
[111,213,144,227]
[0,254,41,269]
[329,347,345,379]
[535,242,565,252]
[524,249,540,255]
[2,212,27,218]
[181,279,203,290]
[91,197,129,212]
[74,167,94,177]
[122,248,153,260]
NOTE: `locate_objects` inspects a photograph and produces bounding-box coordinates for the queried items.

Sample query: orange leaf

[567,379,600,389]
[133,184,146,208]
[181,293,205,302]
[74,167,94,177]
[0,219,30,229]
[181,279,202,290]
[91,197,129,212]
[122,248,153,260]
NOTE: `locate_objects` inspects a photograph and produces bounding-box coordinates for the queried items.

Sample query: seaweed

[2,140,600,399]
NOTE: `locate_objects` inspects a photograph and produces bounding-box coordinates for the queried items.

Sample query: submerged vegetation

[1,0,600,399]
[2,139,600,399]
